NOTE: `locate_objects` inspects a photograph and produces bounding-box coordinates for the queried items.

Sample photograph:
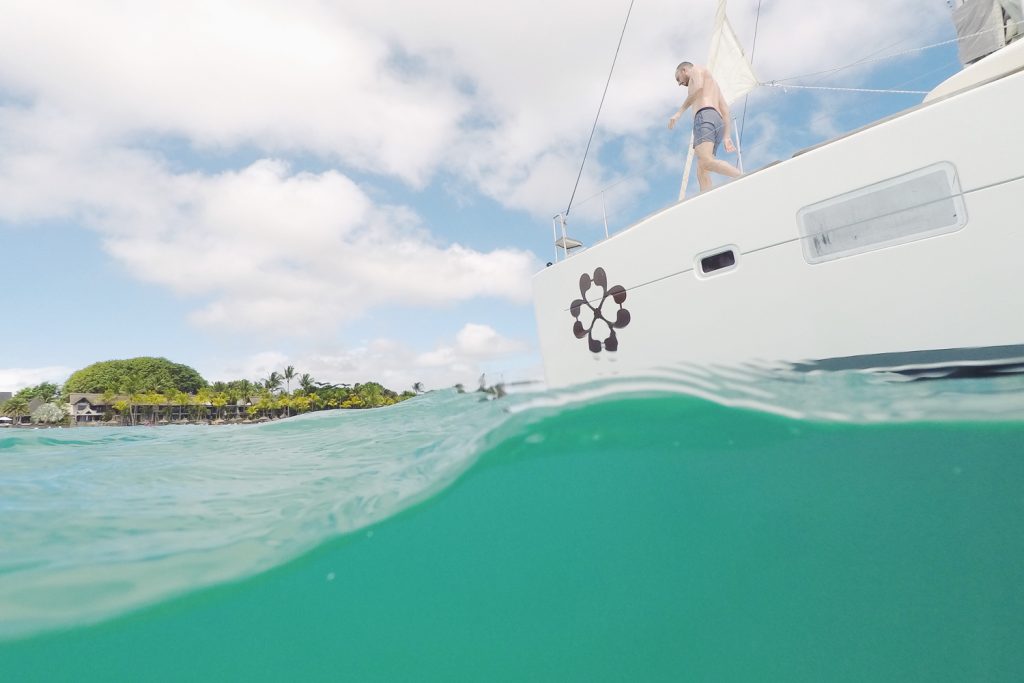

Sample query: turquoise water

[2,371,1024,681]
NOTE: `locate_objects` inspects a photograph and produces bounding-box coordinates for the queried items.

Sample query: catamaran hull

[532,56,1024,389]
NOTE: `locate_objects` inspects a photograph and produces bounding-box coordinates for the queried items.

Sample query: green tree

[1,396,30,424]
[112,400,130,426]
[282,366,297,416]
[138,391,167,424]
[354,382,388,408]
[237,379,255,399]
[14,382,60,403]
[211,393,229,421]
[31,403,67,425]
[65,357,206,394]
[291,394,312,414]
[307,393,323,411]
[278,394,293,418]
[254,394,274,419]
[194,387,214,422]
[118,372,145,426]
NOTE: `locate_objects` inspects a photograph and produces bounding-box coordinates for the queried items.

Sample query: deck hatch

[797,161,967,264]
[700,249,737,274]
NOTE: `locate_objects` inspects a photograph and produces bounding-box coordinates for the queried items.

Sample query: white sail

[680,0,759,199]
[707,0,759,105]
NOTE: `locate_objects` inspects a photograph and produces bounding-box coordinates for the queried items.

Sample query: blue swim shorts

[693,107,724,155]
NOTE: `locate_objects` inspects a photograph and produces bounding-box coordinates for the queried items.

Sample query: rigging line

[560,50,959,229]
[562,48,960,221]
[739,0,765,149]
[568,55,948,223]
[773,21,1019,85]
[565,0,636,219]
[558,19,1013,221]
[808,36,915,87]
[762,83,929,95]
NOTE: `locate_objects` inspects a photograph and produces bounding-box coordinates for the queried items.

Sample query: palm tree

[195,387,214,422]
[118,373,144,426]
[112,400,131,425]
[299,373,316,395]
[164,389,185,422]
[237,379,255,401]
[211,393,228,421]
[265,371,282,395]
[308,393,323,411]
[139,390,165,425]
[1,396,30,425]
[282,366,296,417]
[34,383,60,404]
[223,386,243,420]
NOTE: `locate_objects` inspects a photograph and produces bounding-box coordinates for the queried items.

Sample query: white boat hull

[533,54,1024,388]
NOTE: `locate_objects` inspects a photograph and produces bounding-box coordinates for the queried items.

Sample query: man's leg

[695,142,742,180]
[696,157,712,193]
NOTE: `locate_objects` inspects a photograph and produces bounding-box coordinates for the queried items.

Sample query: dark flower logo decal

[570,267,631,353]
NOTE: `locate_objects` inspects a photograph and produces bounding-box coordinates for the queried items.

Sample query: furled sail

[680,0,759,199]
[707,0,759,104]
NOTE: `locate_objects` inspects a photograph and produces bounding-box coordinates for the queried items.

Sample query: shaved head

[675,61,694,86]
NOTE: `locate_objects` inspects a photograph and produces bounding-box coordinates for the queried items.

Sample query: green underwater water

[2,381,1024,681]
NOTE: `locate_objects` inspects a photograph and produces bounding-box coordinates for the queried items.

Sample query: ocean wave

[2,370,1022,640]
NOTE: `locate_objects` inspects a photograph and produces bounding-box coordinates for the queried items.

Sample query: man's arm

[668,70,705,129]
[718,90,736,153]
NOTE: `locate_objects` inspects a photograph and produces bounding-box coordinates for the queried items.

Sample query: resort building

[67,393,255,425]
[69,394,108,424]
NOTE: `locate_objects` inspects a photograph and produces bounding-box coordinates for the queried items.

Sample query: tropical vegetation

[64,357,207,394]
[1,357,421,427]
[1,382,67,425]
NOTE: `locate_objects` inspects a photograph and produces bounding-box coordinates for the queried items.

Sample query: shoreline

[0,416,285,430]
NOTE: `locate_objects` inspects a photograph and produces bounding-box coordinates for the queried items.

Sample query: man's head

[675,61,694,86]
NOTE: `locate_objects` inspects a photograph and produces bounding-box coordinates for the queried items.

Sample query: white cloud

[454,323,528,357]
[342,0,949,214]
[0,0,469,186]
[0,0,951,217]
[0,367,72,392]
[212,323,533,391]
[0,121,539,333]
[0,0,954,342]
[214,352,291,385]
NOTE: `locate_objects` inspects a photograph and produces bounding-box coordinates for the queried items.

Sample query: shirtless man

[668,62,742,192]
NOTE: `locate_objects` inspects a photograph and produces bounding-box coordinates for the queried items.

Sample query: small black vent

[700,249,736,274]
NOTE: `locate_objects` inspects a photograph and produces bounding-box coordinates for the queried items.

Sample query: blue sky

[0,0,963,392]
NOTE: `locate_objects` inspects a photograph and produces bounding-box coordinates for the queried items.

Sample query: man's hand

[668,114,680,130]
[724,137,736,153]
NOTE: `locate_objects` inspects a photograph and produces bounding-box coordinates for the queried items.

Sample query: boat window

[797,161,967,265]
[697,247,738,277]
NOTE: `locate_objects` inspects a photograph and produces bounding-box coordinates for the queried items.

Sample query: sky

[0,0,965,393]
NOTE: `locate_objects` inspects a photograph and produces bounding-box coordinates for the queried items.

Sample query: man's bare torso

[688,65,724,116]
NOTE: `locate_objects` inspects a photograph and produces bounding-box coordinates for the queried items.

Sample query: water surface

[2,371,1023,681]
